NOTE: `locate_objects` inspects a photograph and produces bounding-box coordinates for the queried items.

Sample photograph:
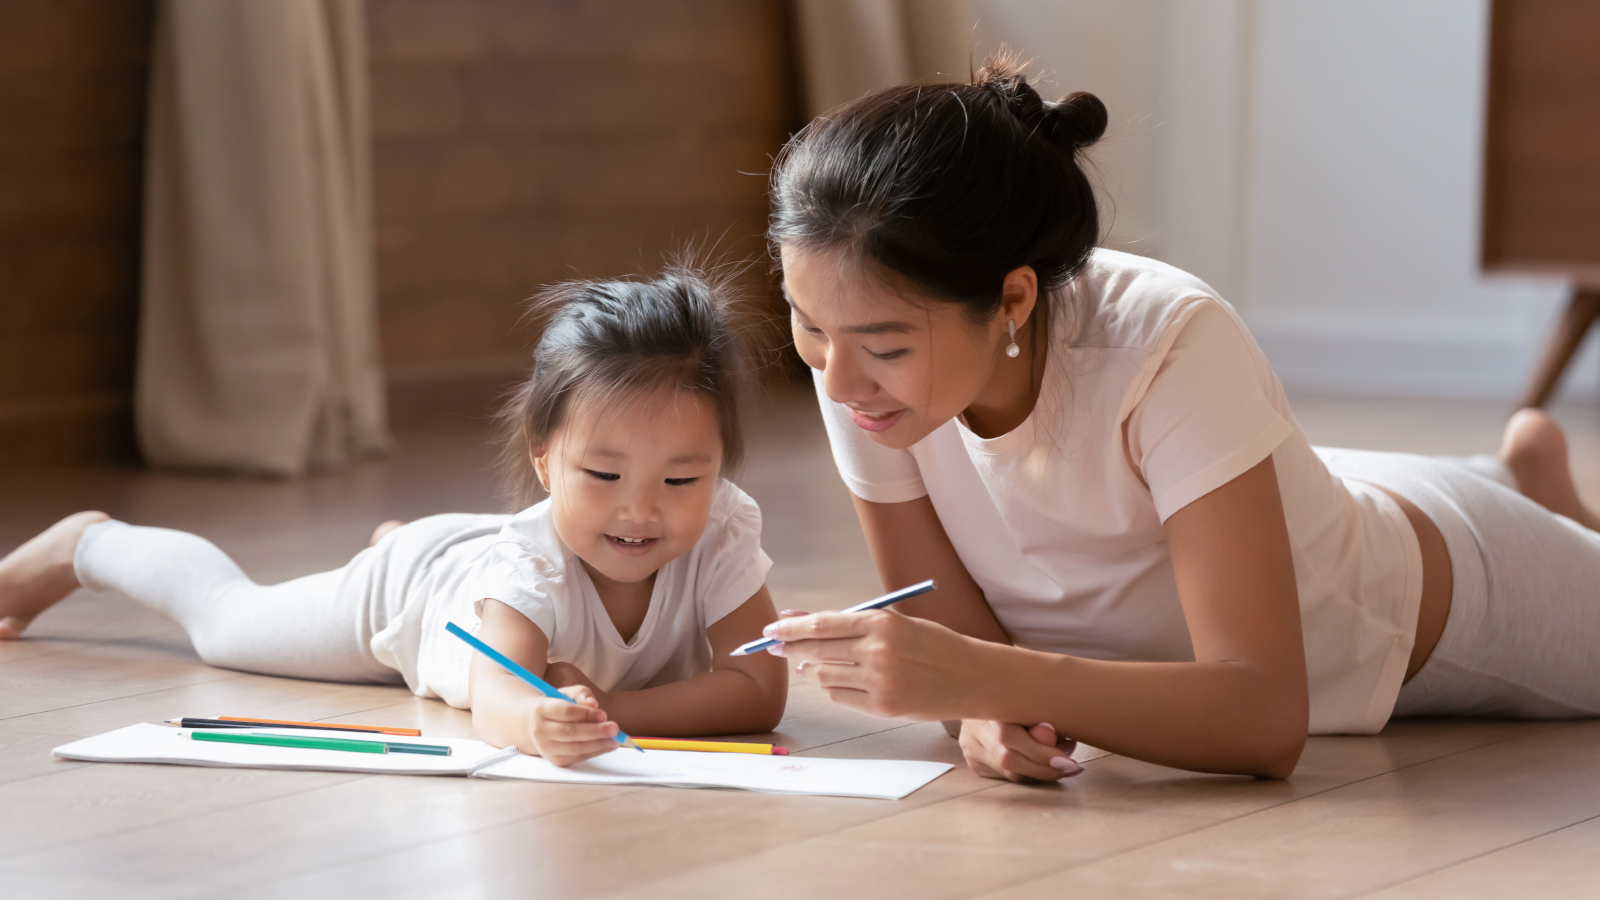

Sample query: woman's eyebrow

[783,296,915,335]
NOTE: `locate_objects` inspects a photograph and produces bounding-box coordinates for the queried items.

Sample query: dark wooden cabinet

[1482,0,1600,406]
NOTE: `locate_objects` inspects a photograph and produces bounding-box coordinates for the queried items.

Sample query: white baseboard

[1247,313,1600,402]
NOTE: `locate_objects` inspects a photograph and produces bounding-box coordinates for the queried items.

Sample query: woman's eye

[868,349,909,361]
[665,477,698,486]
[800,324,824,337]
[584,469,620,482]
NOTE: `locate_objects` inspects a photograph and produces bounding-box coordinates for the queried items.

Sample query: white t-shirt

[379,480,773,709]
[815,249,1422,734]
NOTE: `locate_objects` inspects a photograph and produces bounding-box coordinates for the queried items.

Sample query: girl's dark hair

[497,266,747,506]
[768,54,1106,335]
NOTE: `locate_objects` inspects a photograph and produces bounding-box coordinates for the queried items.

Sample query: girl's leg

[0,511,110,639]
[74,520,394,683]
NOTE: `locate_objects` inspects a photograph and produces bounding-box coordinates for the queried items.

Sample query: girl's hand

[958,720,1082,783]
[526,686,621,767]
[543,661,612,708]
[765,608,987,720]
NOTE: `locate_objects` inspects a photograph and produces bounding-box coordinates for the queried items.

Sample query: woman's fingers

[961,720,1076,782]
[763,610,878,643]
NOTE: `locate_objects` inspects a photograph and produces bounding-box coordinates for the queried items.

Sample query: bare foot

[1500,409,1600,531]
[0,511,111,639]
[370,520,405,547]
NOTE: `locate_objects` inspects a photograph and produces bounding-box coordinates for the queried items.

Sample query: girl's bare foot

[0,511,110,639]
[370,520,405,547]
[1500,409,1600,531]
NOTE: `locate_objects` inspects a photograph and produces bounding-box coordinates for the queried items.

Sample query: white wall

[957,0,1585,400]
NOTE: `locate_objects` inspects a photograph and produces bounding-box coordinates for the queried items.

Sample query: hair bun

[976,58,1106,153]
[1046,91,1107,151]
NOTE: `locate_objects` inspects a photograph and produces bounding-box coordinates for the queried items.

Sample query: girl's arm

[768,457,1310,779]
[548,586,788,737]
[468,598,623,766]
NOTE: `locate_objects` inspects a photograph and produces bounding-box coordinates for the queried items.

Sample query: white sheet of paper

[52,723,513,776]
[53,725,954,799]
[474,747,954,799]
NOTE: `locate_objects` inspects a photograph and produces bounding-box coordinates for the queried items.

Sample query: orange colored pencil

[215,716,421,737]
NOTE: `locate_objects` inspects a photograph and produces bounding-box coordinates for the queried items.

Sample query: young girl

[0,269,787,766]
[758,57,1600,781]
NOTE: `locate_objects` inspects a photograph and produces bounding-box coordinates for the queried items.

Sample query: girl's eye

[800,325,824,337]
[584,469,620,482]
[868,349,909,361]
[665,477,698,486]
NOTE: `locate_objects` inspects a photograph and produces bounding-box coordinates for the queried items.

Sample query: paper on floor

[52,724,954,799]
[51,723,514,776]
[476,747,952,800]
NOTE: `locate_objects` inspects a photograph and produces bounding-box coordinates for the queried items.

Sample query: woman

[759,58,1600,781]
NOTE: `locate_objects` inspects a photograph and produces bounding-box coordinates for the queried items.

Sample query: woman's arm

[853,494,1012,645]
[768,457,1309,778]
[546,586,788,737]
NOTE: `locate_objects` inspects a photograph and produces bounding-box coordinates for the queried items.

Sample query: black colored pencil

[163,718,402,736]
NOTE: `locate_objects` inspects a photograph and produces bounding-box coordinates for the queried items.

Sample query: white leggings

[73,514,505,684]
[1319,449,1600,718]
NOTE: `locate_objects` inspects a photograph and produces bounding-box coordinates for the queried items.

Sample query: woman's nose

[822,346,874,405]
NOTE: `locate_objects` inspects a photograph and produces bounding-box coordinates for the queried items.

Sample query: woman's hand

[525,685,622,767]
[765,608,993,720]
[957,720,1082,782]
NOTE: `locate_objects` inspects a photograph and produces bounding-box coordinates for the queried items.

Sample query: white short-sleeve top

[388,479,773,709]
[815,249,1423,734]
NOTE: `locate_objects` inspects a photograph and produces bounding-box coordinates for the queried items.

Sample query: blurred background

[1,1,1596,584]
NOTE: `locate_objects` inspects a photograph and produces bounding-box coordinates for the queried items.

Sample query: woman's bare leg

[1500,408,1600,531]
[0,511,110,639]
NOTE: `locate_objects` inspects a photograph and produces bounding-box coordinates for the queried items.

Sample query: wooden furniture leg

[1519,289,1600,409]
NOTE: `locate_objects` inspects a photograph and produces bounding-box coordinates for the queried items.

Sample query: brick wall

[0,0,154,468]
[368,0,799,375]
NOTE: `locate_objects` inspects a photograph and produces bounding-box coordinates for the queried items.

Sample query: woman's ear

[999,265,1040,331]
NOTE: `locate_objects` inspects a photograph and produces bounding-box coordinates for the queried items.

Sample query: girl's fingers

[545,738,624,766]
[559,685,597,706]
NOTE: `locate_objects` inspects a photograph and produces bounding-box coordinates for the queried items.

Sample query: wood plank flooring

[2,378,1598,899]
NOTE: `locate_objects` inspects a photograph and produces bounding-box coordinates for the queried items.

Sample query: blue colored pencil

[445,622,643,752]
[730,579,938,656]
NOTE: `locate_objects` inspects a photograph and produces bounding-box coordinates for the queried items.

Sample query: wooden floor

[3,379,1599,899]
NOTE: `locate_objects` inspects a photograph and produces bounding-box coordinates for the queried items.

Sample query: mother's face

[782,246,1013,450]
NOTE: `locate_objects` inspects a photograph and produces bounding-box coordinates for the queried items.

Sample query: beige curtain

[792,0,975,117]
[138,0,389,476]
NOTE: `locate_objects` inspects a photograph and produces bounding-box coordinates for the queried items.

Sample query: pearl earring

[1005,319,1021,358]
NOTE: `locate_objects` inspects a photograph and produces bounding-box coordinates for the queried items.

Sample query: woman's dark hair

[769,54,1107,336]
[496,266,747,506]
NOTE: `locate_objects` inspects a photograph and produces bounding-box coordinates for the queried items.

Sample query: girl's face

[533,388,723,588]
[783,245,1028,449]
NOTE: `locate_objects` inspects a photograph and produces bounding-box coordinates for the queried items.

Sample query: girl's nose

[617,483,662,523]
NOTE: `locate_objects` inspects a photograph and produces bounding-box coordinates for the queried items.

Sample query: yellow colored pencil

[632,738,789,755]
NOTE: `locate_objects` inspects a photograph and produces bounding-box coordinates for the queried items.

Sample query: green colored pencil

[181,730,451,756]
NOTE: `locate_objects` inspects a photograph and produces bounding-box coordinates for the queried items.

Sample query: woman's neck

[962,319,1047,439]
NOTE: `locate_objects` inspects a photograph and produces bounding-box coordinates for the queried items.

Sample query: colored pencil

[181,730,452,756]
[212,715,420,736]
[445,622,644,752]
[632,738,789,755]
[164,717,421,737]
[730,579,938,656]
